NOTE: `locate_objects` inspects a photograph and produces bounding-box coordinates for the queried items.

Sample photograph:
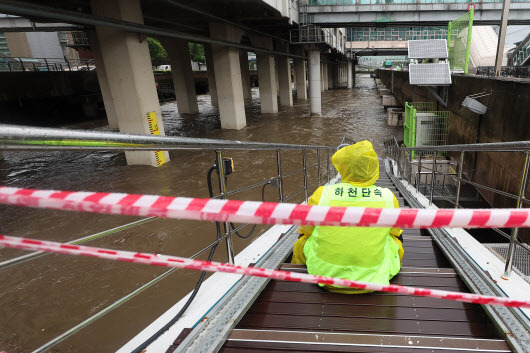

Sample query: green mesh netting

[447,9,474,74]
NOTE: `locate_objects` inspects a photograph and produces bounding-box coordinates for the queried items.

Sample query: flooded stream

[0,75,403,352]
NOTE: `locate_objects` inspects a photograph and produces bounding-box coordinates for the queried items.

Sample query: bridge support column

[256,37,278,114]
[347,60,353,88]
[278,55,293,107]
[209,23,246,129]
[91,0,168,166]
[162,38,199,114]
[87,31,119,129]
[294,57,307,100]
[309,50,321,115]
[240,50,252,101]
[204,44,218,108]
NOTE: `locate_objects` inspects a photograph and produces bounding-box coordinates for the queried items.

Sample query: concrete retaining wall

[377,69,530,240]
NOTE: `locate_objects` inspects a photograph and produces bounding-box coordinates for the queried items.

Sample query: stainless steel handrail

[386,138,530,280]
[0,125,333,152]
[402,141,530,152]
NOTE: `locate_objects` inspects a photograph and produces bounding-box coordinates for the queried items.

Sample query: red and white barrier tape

[1,234,529,308]
[0,186,529,229]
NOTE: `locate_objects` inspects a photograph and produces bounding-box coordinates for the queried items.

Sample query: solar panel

[408,39,448,59]
[409,63,452,86]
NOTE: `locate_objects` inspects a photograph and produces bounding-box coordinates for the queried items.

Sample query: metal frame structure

[383,158,530,353]
[385,138,530,280]
[0,124,340,353]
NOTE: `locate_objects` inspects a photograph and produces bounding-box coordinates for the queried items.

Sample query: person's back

[292,141,404,293]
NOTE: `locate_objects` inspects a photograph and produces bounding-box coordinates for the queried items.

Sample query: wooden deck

[168,172,512,353]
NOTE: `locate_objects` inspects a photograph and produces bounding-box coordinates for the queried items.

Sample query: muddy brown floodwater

[0,75,403,353]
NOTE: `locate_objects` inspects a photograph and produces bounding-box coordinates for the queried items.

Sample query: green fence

[404,102,449,158]
[447,9,473,74]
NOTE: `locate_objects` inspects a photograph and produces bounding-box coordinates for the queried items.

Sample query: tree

[147,37,168,67]
[188,43,205,64]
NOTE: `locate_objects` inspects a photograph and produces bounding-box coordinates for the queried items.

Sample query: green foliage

[189,43,205,63]
[147,37,167,66]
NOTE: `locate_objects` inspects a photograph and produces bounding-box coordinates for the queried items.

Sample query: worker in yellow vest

[292,140,404,294]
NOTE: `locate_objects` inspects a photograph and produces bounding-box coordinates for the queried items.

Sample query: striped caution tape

[1,234,529,309]
[0,186,529,229]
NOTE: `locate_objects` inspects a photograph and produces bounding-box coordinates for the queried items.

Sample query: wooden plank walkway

[168,171,511,353]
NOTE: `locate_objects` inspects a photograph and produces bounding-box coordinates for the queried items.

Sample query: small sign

[146,111,166,166]
[467,3,475,11]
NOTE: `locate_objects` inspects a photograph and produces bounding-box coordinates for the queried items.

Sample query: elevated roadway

[304,1,530,26]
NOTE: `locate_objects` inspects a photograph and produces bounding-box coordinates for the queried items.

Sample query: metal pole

[429,151,438,205]
[502,152,530,279]
[18,57,25,71]
[417,151,422,193]
[276,150,284,202]
[66,58,71,71]
[464,8,474,75]
[215,150,234,265]
[494,0,510,77]
[303,150,308,203]
[44,58,49,71]
[327,149,330,183]
[455,151,465,208]
[408,151,413,184]
[317,150,321,186]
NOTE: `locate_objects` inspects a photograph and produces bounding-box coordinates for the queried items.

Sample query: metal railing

[476,66,530,78]
[0,124,339,265]
[0,124,342,352]
[385,138,530,279]
[0,56,95,72]
[305,0,530,4]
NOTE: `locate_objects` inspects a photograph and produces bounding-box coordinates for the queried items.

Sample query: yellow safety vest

[303,183,401,292]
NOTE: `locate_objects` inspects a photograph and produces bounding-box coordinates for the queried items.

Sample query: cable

[131,166,221,353]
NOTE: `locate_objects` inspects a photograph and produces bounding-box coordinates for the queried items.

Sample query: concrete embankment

[377,69,530,240]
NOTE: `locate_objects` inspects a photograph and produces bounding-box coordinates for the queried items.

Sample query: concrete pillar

[87,31,119,129]
[256,52,278,113]
[204,44,218,107]
[294,57,307,100]
[239,50,252,101]
[309,50,321,115]
[275,58,280,92]
[91,0,168,166]
[161,38,199,114]
[277,55,293,107]
[209,22,246,129]
[347,60,353,88]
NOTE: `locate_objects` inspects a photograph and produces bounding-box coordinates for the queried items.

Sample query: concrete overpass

[303,2,530,26]
[0,0,351,166]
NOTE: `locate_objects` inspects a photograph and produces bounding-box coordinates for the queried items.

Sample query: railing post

[429,151,438,205]
[44,58,49,71]
[276,150,284,202]
[327,149,331,183]
[66,59,71,71]
[417,150,422,194]
[18,58,25,71]
[303,150,308,203]
[408,151,413,184]
[455,151,465,208]
[502,151,530,279]
[317,149,321,186]
[216,150,234,265]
